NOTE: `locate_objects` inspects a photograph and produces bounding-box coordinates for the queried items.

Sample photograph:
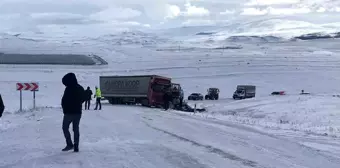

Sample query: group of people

[84,86,102,110]
[0,72,198,153]
[1,72,104,153]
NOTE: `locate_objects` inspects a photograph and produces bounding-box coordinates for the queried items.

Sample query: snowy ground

[1,37,340,167]
[187,94,340,135]
[1,105,340,168]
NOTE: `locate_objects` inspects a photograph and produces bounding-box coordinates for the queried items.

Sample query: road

[1,104,340,168]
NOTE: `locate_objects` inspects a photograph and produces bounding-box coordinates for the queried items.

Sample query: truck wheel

[141,99,150,107]
[116,98,123,104]
[109,98,119,105]
[215,95,219,100]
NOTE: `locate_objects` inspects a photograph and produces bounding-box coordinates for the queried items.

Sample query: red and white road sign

[16,82,39,91]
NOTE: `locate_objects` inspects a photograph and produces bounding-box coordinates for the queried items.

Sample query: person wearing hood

[61,72,85,152]
[0,94,4,118]
[84,87,93,110]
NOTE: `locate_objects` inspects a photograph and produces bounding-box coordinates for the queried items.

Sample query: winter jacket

[95,88,101,98]
[61,73,85,115]
[163,91,172,102]
[84,88,93,100]
[0,94,4,118]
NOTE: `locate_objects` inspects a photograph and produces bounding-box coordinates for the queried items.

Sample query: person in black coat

[163,92,169,110]
[61,72,85,152]
[0,94,4,118]
[84,87,92,110]
[163,88,172,110]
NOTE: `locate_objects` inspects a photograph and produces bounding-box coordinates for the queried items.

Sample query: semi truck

[233,85,256,99]
[99,75,175,107]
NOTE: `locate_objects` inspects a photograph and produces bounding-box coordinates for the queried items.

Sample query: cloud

[89,7,141,21]
[220,9,235,15]
[164,2,210,20]
[165,4,181,19]
[0,0,339,33]
[29,12,91,25]
[317,7,326,13]
[243,0,340,15]
[241,8,268,15]
[182,19,215,26]
[319,6,340,13]
[241,7,312,15]
[30,13,84,20]
[0,13,21,20]
[245,0,300,6]
[183,2,210,17]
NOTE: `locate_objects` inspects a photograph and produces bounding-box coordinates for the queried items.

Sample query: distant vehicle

[271,91,286,95]
[300,90,310,95]
[205,88,219,100]
[100,75,172,107]
[233,85,256,99]
[188,93,204,100]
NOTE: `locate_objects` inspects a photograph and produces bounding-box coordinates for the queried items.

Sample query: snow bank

[188,95,340,137]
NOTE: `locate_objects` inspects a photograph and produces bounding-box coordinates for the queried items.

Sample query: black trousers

[84,100,91,110]
[164,101,169,110]
[62,114,81,146]
[94,98,101,110]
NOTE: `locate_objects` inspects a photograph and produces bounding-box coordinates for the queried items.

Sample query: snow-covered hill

[154,18,340,46]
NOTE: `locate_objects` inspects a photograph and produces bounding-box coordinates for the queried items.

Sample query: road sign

[16,83,39,91]
[16,82,39,111]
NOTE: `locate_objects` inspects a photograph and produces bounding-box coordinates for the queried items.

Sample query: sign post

[194,104,197,114]
[33,90,36,109]
[16,82,39,111]
[20,90,22,111]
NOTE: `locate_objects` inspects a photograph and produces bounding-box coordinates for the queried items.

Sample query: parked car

[188,93,204,100]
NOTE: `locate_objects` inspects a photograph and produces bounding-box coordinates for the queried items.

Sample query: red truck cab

[147,76,171,107]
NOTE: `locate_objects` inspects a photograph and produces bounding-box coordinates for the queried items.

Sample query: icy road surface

[1,105,340,168]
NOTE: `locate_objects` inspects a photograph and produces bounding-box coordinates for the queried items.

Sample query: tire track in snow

[143,121,264,168]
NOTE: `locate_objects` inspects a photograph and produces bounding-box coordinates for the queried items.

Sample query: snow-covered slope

[154,18,340,46]
[1,31,340,167]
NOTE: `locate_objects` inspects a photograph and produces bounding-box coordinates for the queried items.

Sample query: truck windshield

[152,84,167,92]
[237,90,244,94]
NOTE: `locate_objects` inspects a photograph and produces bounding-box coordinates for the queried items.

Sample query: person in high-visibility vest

[94,86,102,110]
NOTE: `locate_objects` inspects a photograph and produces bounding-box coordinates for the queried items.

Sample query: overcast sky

[0,0,340,35]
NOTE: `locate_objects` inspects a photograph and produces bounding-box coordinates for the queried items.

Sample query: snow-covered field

[1,34,340,167]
